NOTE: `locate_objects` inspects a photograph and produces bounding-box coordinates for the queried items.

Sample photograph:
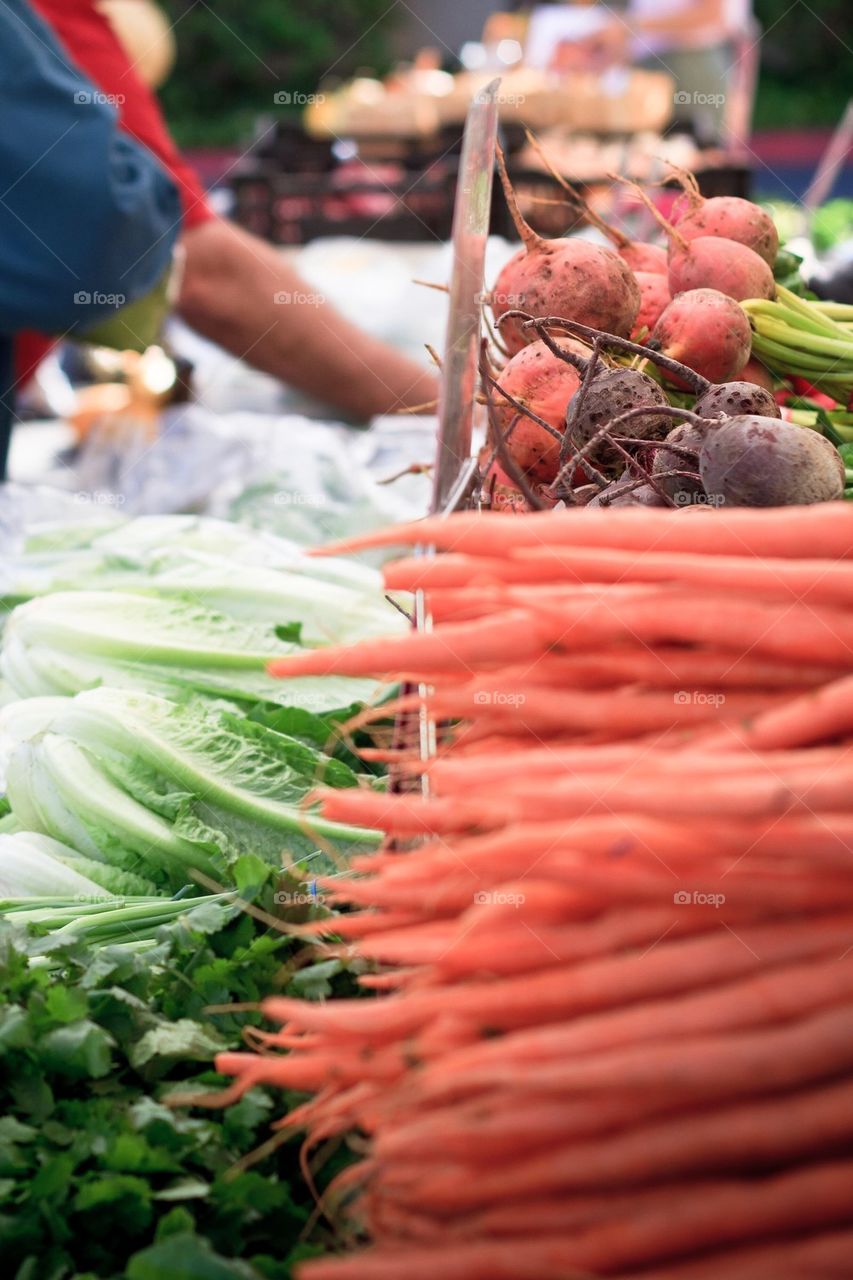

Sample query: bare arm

[178,217,438,419]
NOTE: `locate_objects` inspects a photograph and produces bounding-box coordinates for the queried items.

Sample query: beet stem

[495,143,541,252]
[554,404,709,495]
[523,129,630,249]
[614,437,700,460]
[504,311,711,394]
[561,338,606,468]
[612,173,689,254]
[480,368,564,443]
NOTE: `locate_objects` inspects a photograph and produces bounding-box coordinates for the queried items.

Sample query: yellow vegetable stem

[774,285,852,339]
[750,333,851,376]
[742,300,845,341]
[813,301,853,323]
[752,316,853,359]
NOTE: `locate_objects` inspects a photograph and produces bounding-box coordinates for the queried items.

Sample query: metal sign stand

[391,80,500,795]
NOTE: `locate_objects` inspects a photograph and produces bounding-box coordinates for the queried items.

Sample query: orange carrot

[384,543,853,609]
[388,1076,853,1208]
[275,591,853,678]
[259,914,853,1044]
[298,1159,853,1275]
[374,1097,651,1167]
[502,588,853,666]
[701,671,853,752]
[415,684,786,736]
[629,1229,853,1279]
[410,1003,853,1115]
[425,742,843,788]
[314,503,853,561]
[523,1159,853,1274]
[401,649,841,692]
[269,609,549,678]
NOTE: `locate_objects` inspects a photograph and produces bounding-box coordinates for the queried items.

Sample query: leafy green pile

[0,511,388,1275]
[0,889,354,1280]
[0,514,400,896]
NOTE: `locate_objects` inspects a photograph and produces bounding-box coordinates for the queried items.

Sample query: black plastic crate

[230,159,456,244]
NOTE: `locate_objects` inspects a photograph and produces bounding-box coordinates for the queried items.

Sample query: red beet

[491,147,641,355]
[694,381,780,421]
[668,235,776,302]
[494,338,583,482]
[651,421,708,503]
[651,289,752,385]
[739,357,775,393]
[619,241,668,275]
[667,173,779,266]
[632,271,672,339]
[700,416,846,506]
[567,367,672,467]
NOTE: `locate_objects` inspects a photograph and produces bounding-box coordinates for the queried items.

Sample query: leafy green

[2,589,392,714]
[0,900,351,1279]
[772,245,807,294]
[5,513,380,596]
[1,689,379,890]
[0,830,157,898]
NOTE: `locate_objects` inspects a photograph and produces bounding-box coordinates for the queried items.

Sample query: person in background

[28,0,439,422]
[0,0,181,480]
[524,2,621,74]
[616,0,745,143]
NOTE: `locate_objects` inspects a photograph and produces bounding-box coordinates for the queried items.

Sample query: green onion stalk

[0,892,236,946]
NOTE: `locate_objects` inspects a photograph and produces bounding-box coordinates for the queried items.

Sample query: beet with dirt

[493,240,641,355]
[651,420,708,503]
[567,368,672,466]
[694,381,781,421]
[490,146,641,354]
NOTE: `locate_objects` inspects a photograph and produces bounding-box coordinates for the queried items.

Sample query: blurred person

[31,0,439,422]
[616,0,746,142]
[0,0,181,479]
[524,3,622,73]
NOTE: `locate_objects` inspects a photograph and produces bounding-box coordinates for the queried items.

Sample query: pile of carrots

[215,503,853,1278]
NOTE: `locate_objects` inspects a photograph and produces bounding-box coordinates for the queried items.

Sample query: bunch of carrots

[211,503,853,1278]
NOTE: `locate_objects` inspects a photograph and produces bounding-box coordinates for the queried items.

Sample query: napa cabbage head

[0,689,379,891]
[0,830,156,899]
[1,589,398,712]
[2,513,382,610]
